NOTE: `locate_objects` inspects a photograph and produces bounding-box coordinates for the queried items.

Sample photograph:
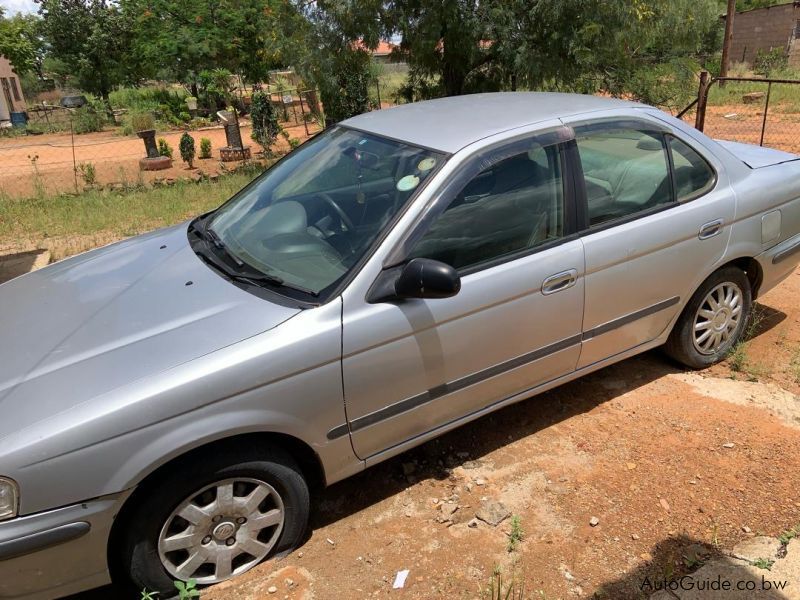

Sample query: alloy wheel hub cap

[692,282,743,355]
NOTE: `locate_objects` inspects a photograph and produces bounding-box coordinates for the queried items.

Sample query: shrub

[754,47,788,78]
[319,49,372,125]
[158,138,173,158]
[250,91,280,154]
[199,137,212,159]
[72,96,106,134]
[78,162,97,185]
[130,111,155,132]
[179,133,196,168]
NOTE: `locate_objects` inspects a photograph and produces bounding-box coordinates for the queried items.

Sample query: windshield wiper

[204,223,244,267]
[226,271,320,297]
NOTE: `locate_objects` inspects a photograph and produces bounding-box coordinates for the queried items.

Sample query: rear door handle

[542,269,578,295]
[699,219,724,240]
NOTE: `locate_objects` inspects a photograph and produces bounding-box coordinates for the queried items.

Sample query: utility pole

[720,0,736,80]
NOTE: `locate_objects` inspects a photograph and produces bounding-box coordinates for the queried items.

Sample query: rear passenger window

[409,143,564,270]
[668,136,715,202]
[576,127,672,227]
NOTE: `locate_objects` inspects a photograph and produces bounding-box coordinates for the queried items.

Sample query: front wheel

[664,266,752,369]
[115,445,310,596]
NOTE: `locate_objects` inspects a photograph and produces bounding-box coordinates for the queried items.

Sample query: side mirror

[394,258,461,299]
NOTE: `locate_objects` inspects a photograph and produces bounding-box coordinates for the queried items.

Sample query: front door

[341,131,586,459]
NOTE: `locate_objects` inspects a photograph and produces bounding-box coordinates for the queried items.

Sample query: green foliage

[752,557,775,570]
[507,515,524,552]
[78,162,97,185]
[319,49,372,124]
[72,96,106,134]
[158,138,173,158]
[129,111,155,133]
[250,91,280,153]
[179,132,195,167]
[38,0,140,101]
[139,588,158,600]
[0,10,41,75]
[199,137,212,159]
[487,571,526,600]
[754,47,788,78]
[174,579,200,599]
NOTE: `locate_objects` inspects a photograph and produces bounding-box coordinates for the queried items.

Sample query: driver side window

[408,143,565,271]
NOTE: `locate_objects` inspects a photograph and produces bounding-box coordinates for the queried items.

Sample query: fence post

[760,81,773,147]
[695,70,710,132]
[70,112,79,195]
[375,78,382,110]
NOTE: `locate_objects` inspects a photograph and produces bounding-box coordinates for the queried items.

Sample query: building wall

[0,55,27,122]
[725,2,800,66]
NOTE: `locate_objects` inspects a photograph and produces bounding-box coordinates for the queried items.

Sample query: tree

[0,8,39,76]
[38,0,138,103]
[250,91,280,154]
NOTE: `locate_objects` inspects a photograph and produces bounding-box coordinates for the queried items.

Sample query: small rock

[462,460,482,470]
[631,533,640,540]
[476,500,511,526]
[467,518,479,528]
[475,478,487,486]
[688,479,698,485]
[731,536,781,562]
[268,586,278,594]
[659,498,671,512]
[626,462,637,470]
[742,526,752,533]
[284,578,294,587]
[440,502,458,519]
[560,564,576,581]
[722,442,735,449]
[456,451,470,459]
[589,516,600,527]
[326,538,336,546]
[297,551,303,558]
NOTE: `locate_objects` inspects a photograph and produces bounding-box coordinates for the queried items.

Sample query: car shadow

[593,533,790,599]
[0,249,47,285]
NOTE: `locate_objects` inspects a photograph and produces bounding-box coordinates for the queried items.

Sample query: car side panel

[2,300,359,515]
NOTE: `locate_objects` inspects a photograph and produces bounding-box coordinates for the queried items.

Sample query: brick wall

[725,2,800,66]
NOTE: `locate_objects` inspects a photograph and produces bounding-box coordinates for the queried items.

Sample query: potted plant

[131,112,158,158]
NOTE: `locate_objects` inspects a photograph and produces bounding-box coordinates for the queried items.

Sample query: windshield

[206,127,445,297]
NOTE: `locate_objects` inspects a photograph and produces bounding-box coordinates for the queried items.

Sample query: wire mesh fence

[1,88,324,200]
[689,74,800,154]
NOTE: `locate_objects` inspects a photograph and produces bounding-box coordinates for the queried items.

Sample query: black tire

[665,266,752,369]
[114,445,309,597]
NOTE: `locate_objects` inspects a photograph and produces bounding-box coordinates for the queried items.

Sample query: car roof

[341,92,646,154]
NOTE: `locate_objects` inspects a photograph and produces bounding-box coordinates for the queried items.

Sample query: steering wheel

[319,192,356,232]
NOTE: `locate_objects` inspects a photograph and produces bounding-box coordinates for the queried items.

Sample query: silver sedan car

[2,93,800,598]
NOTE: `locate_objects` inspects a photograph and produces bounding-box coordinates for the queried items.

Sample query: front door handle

[699,219,724,240]
[542,269,578,295]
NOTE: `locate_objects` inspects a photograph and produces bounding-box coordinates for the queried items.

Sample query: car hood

[0,223,300,440]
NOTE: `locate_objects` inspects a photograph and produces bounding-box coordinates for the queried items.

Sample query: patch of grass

[507,515,524,553]
[779,524,800,545]
[752,557,775,571]
[790,348,800,384]
[0,172,255,247]
[486,571,526,600]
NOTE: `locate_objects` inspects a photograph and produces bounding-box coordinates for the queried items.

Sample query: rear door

[562,115,735,367]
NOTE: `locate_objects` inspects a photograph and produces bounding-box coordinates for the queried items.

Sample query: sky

[0,0,37,15]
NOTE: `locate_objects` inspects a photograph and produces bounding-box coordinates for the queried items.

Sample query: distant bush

[755,47,788,78]
[199,137,212,159]
[158,138,173,158]
[72,96,106,134]
[250,91,280,154]
[179,133,195,168]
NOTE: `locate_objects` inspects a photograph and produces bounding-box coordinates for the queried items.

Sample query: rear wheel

[115,446,309,596]
[665,267,752,369]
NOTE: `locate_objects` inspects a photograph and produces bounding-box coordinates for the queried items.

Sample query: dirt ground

[0,121,317,199]
[686,104,800,155]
